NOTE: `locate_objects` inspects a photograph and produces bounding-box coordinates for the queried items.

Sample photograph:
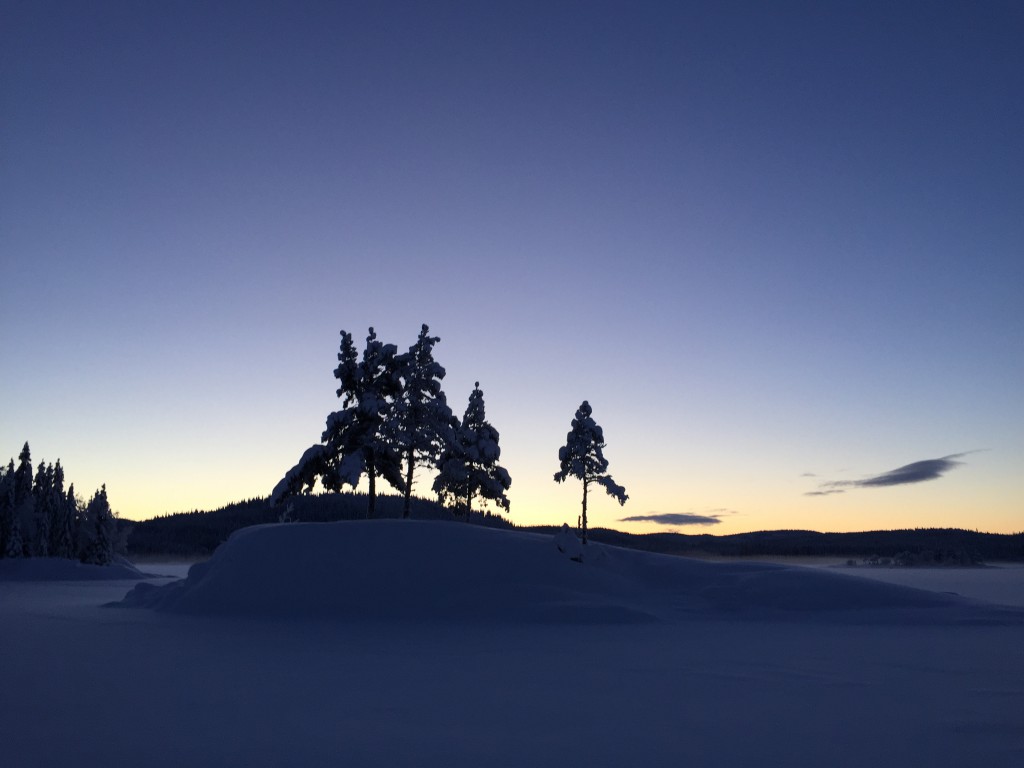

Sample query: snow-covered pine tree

[553,400,627,545]
[64,483,80,557]
[4,510,24,558]
[81,485,115,565]
[433,383,511,519]
[0,460,14,558]
[49,460,74,559]
[393,324,454,518]
[32,462,53,557]
[13,443,35,556]
[271,327,405,518]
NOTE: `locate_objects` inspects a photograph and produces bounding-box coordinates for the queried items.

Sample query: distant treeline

[125,493,1024,564]
[126,493,512,559]
[550,527,1024,564]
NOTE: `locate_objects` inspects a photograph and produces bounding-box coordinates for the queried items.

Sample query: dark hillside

[127,495,1023,563]
[126,493,512,559]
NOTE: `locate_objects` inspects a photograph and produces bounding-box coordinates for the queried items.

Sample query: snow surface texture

[0,555,153,581]
[118,521,1022,625]
[5,522,1023,767]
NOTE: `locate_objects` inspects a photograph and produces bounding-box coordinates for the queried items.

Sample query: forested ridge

[125,492,1023,563]
[126,493,512,559]
[567,526,1024,564]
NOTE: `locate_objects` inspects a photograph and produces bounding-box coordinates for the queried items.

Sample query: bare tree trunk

[367,463,376,519]
[465,487,472,522]
[582,477,588,545]
[402,447,414,519]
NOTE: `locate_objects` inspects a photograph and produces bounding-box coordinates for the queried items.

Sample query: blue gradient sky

[3,1,1021,533]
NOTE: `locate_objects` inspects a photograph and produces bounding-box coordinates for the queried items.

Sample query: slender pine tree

[12,443,34,557]
[32,462,52,557]
[553,401,627,545]
[64,483,80,556]
[49,461,73,558]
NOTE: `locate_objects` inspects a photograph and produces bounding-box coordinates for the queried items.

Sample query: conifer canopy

[554,401,627,544]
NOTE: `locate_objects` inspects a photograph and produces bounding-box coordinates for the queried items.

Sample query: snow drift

[117,521,1021,624]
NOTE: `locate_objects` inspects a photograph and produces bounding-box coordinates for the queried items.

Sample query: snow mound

[115,521,1024,625]
[0,556,153,581]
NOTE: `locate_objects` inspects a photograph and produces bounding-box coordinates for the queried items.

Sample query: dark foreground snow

[2,521,1022,767]
[0,555,154,581]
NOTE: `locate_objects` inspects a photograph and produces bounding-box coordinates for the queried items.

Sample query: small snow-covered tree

[553,401,627,545]
[272,327,405,518]
[393,324,454,518]
[80,485,115,565]
[433,382,511,519]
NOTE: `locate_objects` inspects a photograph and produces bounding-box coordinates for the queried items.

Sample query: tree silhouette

[0,459,21,558]
[81,484,115,565]
[0,446,112,562]
[49,461,75,559]
[393,325,454,518]
[32,461,52,557]
[272,327,406,518]
[434,383,511,519]
[553,401,627,544]
[11,443,34,557]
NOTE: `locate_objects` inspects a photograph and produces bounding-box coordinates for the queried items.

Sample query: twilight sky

[2,1,1022,533]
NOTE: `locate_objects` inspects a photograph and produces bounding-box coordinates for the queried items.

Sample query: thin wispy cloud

[806,452,974,496]
[621,512,730,527]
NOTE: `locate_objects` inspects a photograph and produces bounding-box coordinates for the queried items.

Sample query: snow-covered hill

[118,520,1020,624]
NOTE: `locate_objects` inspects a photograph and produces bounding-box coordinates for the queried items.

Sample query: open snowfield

[821,562,1024,608]
[2,521,1022,767]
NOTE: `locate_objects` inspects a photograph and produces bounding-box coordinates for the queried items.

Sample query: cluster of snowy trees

[272,325,512,519]
[273,325,630,543]
[0,442,118,564]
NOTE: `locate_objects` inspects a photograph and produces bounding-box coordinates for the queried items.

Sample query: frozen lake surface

[819,562,1024,607]
[2,522,1022,767]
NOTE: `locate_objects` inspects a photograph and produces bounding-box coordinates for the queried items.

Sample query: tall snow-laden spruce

[32,461,53,557]
[49,460,74,559]
[433,382,511,519]
[65,484,80,552]
[80,484,115,565]
[553,401,627,545]
[393,324,454,518]
[271,327,406,518]
[12,442,34,557]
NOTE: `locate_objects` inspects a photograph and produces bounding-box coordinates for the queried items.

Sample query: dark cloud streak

[620,513,724,526]
[808,453,972,496]
[850,455,966,487]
